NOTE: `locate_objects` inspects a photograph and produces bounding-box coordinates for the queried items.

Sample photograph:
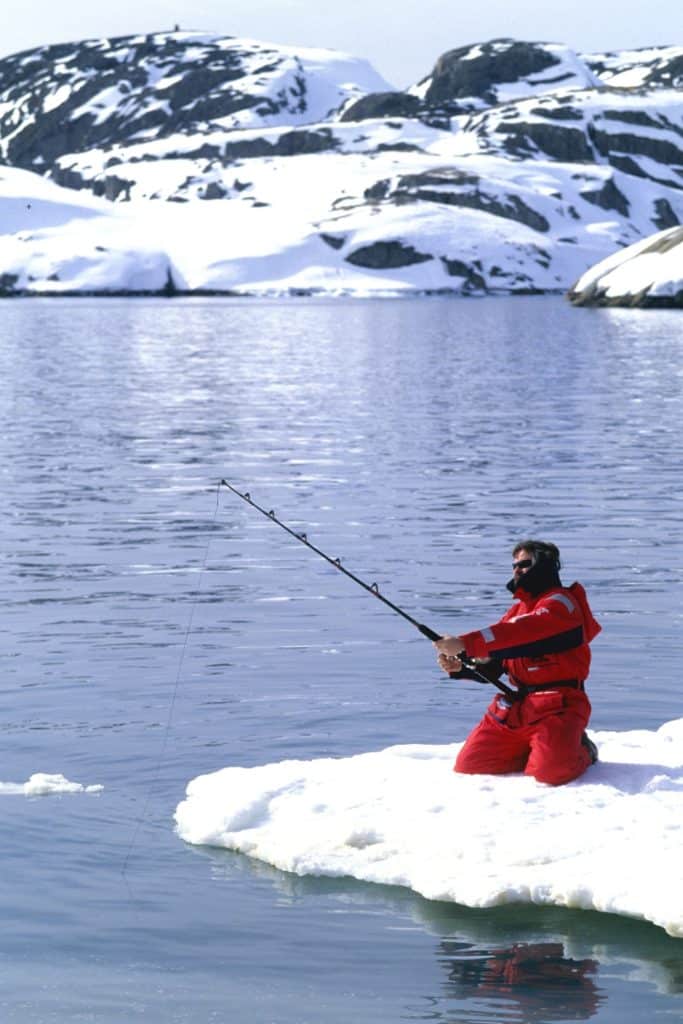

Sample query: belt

[511,678,584,699]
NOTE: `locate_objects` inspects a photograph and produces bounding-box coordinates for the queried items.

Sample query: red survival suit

[454,581,601,785]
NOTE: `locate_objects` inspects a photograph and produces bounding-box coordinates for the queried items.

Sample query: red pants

[455,689,593,786]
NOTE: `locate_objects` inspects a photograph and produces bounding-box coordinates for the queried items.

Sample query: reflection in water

[438,940,602,1022]
[203,847,683,1024]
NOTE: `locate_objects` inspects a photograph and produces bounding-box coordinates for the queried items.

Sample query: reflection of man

[435,540,601,785]
[441,940,602,1021]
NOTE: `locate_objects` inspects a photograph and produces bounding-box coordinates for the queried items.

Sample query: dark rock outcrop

[320,233,346,250]
[464,88,683,190]
[440,258,487,291]
[0,272,19,295]
[422,39,561,105]
[345,241,433,268]
[652,198,680,229]
[588,124,683,173]
[493,121,595,162]
[363,169,551,233]
[578,177,630,216]
[339,92,422,122]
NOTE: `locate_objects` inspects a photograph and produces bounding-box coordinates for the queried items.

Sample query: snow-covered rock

[461,87,683,189]
[568,225,683,306]
[408,38,602,111]
[0,32,682,297]
[0,30,392,172]
[583,45,683,90]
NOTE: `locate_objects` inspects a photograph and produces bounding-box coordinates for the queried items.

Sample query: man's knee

[525,757,589,786]
[454,747,486,774]
[454,743,527,777]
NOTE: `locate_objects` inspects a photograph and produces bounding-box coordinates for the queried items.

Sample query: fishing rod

[220,479,515,699]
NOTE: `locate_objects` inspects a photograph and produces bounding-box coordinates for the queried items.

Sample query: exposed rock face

[579,177,630,216]
[583,46,683,89]
[339,92,422,122]
[0,272,20,295]
[0,31,390,173]
[463,89,683,184]
[589,123,683,171]
[652,198,680,229]
[345,240,433,268]
[440,257,486,292]
[424,40,561,104]
[494,120,595,162]
[410,38,600,111]
[568,225,683,306]
[363,170,551,232]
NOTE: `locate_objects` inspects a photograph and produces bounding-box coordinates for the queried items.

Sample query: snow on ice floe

[175,718,683,938]
[0,773,103,796]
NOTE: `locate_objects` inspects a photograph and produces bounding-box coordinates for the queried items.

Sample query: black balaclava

[506,546,562,597]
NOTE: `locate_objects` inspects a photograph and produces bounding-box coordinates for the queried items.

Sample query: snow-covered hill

[0,33,681,297]
[0,31,391,169]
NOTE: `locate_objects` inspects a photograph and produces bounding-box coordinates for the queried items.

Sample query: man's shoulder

[537,585,584,616]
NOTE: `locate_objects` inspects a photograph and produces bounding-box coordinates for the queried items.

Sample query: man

[434,540,601,786]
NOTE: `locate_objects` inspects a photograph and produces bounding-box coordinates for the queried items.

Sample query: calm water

[0,295,681,1023]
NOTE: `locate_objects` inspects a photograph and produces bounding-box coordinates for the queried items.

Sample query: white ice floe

[0,773,103,796]
[175,718,683,938]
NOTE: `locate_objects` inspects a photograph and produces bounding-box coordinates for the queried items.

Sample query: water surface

[0,295,681,1022]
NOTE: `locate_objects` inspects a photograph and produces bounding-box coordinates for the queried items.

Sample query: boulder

[423,39,560,105]
[339,92,422,122]
[414,38,598,109]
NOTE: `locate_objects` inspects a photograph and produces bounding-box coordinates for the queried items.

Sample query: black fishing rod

[220,479,515,699]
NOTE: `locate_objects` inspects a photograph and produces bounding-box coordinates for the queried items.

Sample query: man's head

[508,539,562,596]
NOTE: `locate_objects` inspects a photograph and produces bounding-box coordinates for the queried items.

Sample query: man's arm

[457,592,584,660]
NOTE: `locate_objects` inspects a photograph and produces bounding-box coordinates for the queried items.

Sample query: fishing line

[122,480,222,878]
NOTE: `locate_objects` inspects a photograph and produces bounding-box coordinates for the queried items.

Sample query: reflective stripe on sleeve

[547,592,575,614]
[482,626,495,642]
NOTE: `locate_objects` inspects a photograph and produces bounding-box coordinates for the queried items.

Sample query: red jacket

[459,582,601,689]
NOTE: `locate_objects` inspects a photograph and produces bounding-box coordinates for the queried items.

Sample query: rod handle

[418,623,463,679]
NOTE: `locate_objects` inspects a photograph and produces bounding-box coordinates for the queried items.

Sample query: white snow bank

[0,165,108,233]
[0,773,103,796]
[175,719,683,938]
[570,225,683,304]
[0,153,679,296]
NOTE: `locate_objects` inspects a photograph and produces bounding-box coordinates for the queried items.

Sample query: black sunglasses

[512,558,533,571]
